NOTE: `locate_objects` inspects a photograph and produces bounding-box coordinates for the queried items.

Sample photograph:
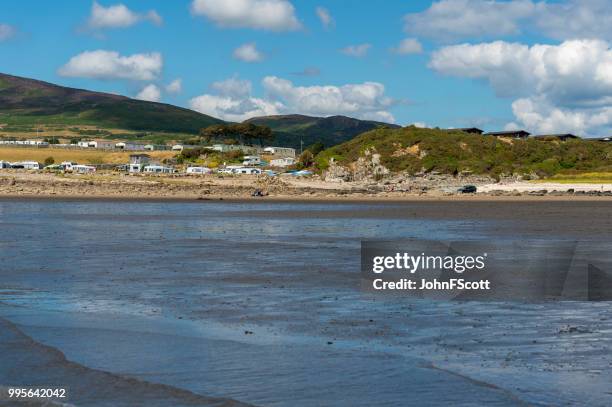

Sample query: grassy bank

[0,147,176,165]
[316,126,612,177]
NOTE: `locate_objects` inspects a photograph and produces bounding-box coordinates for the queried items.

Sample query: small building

[484,130,531,139]
[532,134,580,141]
[454,128,484,135]
[592,137,612,142]
[77,141,91,148]
[211,144,260,154]
[263,146,296,158]
[116,142,147,151]
[270,157,296,167]
[89,139,116,149]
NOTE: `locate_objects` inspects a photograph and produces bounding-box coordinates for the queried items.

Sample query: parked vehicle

[12,161,40,170]
[61,162,78,172]
[72,165,96,174]
[0,160,12,169]
[186,166,212,175]
[458,185,477,194]
[233,167,262,175]
[144,165,175,174]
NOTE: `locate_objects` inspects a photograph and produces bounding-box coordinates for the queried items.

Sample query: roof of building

[532,133,579,139]
[454,127,484,134]
[484,130,531,136]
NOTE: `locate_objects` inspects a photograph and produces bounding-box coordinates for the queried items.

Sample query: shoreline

[2,171,612,202]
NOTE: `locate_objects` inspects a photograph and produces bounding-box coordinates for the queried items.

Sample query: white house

[243,155,261,166]
[77,141,91,148]
[264,146,296,158]
[270,157,296,167]
[116,142,147,151]
[88,139,115,149]
[210,144,260,154]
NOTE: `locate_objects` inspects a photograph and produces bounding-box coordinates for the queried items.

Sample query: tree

[44,157,55,166]
[199,124,231,144]
[298,150,314,168]
[307,141,325,156]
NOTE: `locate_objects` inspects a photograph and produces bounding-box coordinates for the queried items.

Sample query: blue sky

[1,0,612,136]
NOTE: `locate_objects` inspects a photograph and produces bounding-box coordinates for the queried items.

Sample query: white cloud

[316,6,334,29]
[341,43,371,58]
[189,76,396,123]
[165,79,183,94]
[535,0,612,41]
[404,0,612,42]
[190,77,281,122]
[0,24,16,42]
[58,50,163,81]
[262,76,395,122]
[404,0,534,41]
[190,0,301,31]
[87,1,162,30]
[430,39,612,135]
[136,84,161,102]
[393,38,423,55]
[233,42,264,62]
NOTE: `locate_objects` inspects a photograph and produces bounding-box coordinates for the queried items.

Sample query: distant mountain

[0,73,224,134]
[245,114,400,149]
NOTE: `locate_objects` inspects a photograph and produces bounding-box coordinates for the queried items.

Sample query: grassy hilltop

[0,73,224,135]
[316,126,612,178]
[246,114,400,149]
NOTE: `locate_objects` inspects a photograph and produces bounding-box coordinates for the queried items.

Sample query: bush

[44,157,55,166]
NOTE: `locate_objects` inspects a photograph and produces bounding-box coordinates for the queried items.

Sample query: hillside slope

[0,73,224,134]
[245,114,399,149]
[317,126,612,177]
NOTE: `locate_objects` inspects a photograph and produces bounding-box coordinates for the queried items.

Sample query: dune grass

[535,172,612,184]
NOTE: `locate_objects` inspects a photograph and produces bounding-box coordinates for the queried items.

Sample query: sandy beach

[2,170,612,201]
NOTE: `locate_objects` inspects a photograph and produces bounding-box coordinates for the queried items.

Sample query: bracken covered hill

[316,126,612,178]
[0,73,224,134]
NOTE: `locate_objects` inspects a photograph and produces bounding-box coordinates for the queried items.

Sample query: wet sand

[1,199,612,406]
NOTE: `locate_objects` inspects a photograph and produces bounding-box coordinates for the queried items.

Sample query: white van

[186,166,212,175]
[0,160,12,169]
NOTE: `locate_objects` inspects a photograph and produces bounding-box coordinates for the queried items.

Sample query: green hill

[0,73,224,134]
[245,114,399,149]
[317,126,612,178]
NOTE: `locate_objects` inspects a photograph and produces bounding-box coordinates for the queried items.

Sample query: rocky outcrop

[324,158,352,182]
